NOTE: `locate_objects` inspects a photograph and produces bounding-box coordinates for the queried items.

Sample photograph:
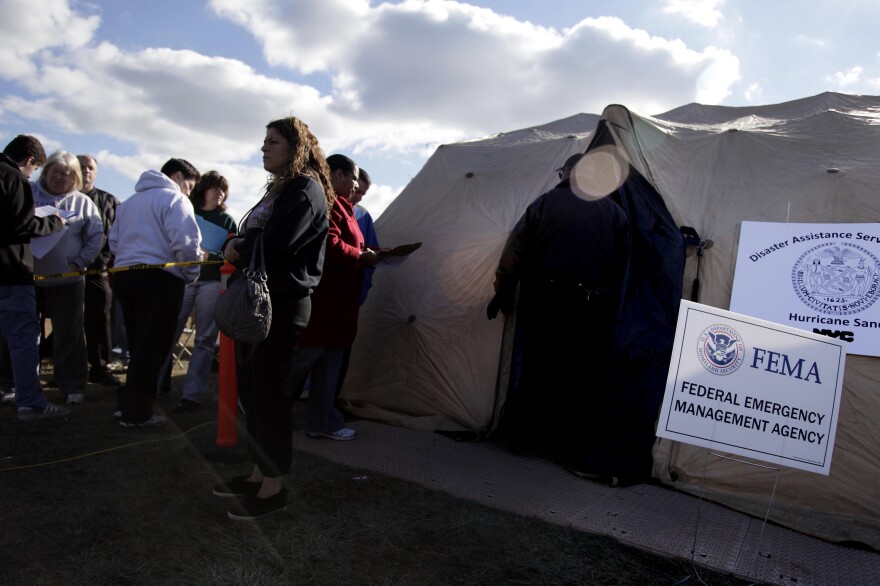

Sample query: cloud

[561,17,739,110]
[0,0,99,79]
[1,40,332,162]
[210,0,372,74]
[213,1,740,126]
[360,182,400,221]
[793,34,827,48]
[694,47,739,103]
[2,0,743,217]
[743,83,763,103]
[662,0,726,28]
[827,66,862,88]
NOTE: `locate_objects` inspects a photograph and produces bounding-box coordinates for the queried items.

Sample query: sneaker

[227,488,288,521]
[107,360,127,373]
[112,410,122,419]
[173,398,201,413]
[569,468,619,487]
[0,391,15,404]
[118,414,166,428]
[66,393,85,405]
[213,476,261,498]
[306,427,357,441]
[88,369,121,386]
[18,403,71,421]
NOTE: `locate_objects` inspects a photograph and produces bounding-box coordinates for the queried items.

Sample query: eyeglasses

[47,169,73,181]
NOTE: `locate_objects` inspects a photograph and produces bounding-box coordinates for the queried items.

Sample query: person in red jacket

[290,154,380,441]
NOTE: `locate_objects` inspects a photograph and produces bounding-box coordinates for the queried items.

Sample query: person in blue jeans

[163,171,237,413]
[0,134,69,420]
[290,154,380,441]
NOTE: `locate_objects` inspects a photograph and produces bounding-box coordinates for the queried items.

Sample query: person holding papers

[290,154,380,441]
[163,171,236,413]
[31,151,104,406]
[0,135,69,419]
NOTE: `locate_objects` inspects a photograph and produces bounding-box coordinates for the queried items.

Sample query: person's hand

[223,238,243,262]
[487,293,503,319]
[360,249,380,268]
[487,289,514,319]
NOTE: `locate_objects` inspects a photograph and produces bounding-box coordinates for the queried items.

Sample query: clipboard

[377,242,422,258]
[196,216,230,253]
[377,242,422,265]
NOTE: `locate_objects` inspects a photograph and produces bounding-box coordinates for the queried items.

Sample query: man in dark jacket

[0,134,70,419]
[77,155,121,386]
[488,152,629,470]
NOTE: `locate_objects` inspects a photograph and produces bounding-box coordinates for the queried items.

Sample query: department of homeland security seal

[697,324,745,375]
[792,242,880,315]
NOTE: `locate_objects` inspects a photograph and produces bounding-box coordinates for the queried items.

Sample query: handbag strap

[247,232,267,277]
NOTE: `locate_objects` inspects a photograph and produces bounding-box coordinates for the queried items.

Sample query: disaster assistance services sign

[657,301,846,475]
[730,221,880,357]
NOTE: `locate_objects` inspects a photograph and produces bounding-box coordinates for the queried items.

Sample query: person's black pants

[114,270,184,423]
[503,279,615,462]
[237,292,310,477]
[84,273,113,372]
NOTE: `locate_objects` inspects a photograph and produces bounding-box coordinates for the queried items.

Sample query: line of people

[0,141,211,419]
[1,119,382,520]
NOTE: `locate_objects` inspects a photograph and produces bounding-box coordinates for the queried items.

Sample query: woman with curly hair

[215,116,333,520]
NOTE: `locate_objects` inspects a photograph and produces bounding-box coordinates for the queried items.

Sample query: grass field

[0,361,752,585]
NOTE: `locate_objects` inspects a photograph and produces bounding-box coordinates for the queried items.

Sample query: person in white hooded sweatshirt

[109,158,202,427]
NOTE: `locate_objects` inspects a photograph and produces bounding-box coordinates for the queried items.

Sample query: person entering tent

[488,152,629,473]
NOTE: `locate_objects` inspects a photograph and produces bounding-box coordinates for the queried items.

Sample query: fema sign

[730,222,880,356]
[657,301,846,475]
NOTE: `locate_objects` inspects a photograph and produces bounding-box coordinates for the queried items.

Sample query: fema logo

[697,324,745,375]
[792,242,880,315]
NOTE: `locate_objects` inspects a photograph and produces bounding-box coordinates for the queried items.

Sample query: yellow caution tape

[33,260,224,281]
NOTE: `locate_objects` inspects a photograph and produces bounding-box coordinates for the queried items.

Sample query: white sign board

[657,301,846,475]
[730,221,880,357]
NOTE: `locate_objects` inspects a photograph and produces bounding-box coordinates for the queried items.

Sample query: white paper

[34,205,76,219]
[31,206,71,259]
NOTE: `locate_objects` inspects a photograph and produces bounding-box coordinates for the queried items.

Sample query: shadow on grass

[0,366,752,585]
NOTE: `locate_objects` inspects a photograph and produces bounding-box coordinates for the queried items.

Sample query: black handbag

[214,233,272,344]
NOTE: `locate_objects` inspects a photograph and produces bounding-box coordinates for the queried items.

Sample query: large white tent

[341,113,600,432]
[339,93,880,548]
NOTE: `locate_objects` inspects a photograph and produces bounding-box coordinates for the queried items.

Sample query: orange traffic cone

[216,261,238,447]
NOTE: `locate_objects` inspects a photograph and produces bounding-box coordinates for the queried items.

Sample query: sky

[2,0,879,221]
